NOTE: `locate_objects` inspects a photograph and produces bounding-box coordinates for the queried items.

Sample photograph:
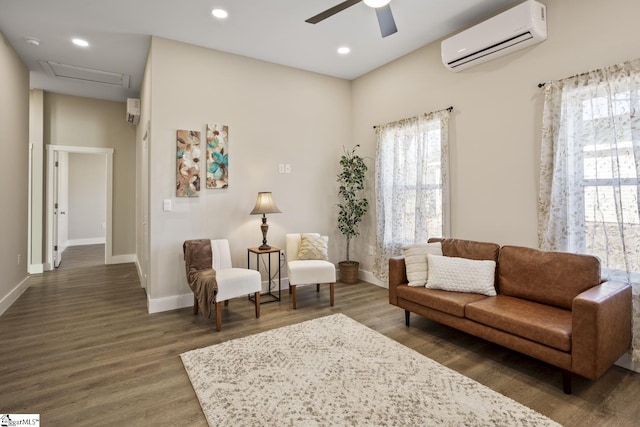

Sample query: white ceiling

[0,0,518,102]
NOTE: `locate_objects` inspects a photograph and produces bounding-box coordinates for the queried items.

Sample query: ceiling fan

[305,0,398,38]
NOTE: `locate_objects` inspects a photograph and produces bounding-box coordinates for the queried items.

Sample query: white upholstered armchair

[183,239,261,331]
[286,233,336,309]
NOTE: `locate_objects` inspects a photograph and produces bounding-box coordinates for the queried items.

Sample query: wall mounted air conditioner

[126,98,140,126]
[441,0,547,72]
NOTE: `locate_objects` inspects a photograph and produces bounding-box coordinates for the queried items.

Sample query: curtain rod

[373,106,453,129]
[538,67,600,88]
[538,61,629,88]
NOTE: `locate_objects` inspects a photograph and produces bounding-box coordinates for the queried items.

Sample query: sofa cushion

[498,246,601,310]
[466,295,572,352]
[397,285,487,317]
[426,254,497,296]
[401,242,442,287]
[429,238,500,262]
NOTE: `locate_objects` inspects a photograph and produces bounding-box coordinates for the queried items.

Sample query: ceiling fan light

[211,8,228,19]
[363,0,391,8]
[72,38,89,47]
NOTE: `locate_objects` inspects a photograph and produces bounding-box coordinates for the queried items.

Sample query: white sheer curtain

[538,58,640,361]
[373,110,450,281]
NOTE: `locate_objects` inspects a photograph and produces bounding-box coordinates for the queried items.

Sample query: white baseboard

[147,292,193,314]
[110,254,136,264]
[67,237,106,246]
[28,264,44,274]
[358,269,387,288]
[615,351,640,373]
[262,277,290,293]
[146,269,383,314]
[0,276,30,316]
[147,277,292,313]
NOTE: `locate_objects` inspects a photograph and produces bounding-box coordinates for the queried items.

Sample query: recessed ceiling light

[337,46,351,55]
[72,38,89,47]
[363,0,391,7]
[24,37,40,46]
[211,8,228,19]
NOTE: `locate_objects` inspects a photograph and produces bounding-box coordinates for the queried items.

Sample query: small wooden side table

[247,247,281,303]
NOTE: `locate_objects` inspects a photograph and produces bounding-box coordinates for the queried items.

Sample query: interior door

[57,152,69,257]
[53,151,69,268]
[52,151,61,268]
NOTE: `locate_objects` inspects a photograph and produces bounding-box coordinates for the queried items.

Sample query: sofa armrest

[389,256,408,305]
[572,281,632,380]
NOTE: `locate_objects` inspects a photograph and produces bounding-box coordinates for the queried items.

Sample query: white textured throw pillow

[298,234,329,260]
[401,242,443,287]
[426,254,497,296]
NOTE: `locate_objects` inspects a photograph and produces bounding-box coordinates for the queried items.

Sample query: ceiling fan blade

[376,4,398,37]
[306,0,362,24]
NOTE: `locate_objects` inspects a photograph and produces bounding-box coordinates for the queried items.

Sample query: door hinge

[54,245,58,251]
[55,203,58,209]
[55,161,59,167]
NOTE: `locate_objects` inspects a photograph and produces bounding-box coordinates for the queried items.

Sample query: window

[373,110,450,280]
[539,59,640,285]
[576,92,640,272]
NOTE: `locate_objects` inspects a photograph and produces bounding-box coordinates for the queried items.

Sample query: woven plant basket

[339,261,359,284]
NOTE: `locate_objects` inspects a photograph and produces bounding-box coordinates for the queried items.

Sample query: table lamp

[250,192,281,250]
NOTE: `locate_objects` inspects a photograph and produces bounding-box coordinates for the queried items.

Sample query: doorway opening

[45,145,114,271]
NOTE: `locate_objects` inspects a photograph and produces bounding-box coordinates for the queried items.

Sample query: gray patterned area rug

[181,313,560,426]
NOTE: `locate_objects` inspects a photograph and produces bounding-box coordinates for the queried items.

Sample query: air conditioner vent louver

[441,0,547,72]
[447,32,533,69]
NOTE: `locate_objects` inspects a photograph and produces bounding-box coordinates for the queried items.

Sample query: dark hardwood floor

[56,244,105,270]
[1,252,639,426]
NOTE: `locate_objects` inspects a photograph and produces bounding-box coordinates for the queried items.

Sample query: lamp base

[258,215,271,251]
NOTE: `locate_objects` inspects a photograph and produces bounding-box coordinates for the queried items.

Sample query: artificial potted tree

[337,145,368,284]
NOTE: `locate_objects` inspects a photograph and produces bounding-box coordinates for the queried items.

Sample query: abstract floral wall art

[206,124,229,189]
[176,129,201,197]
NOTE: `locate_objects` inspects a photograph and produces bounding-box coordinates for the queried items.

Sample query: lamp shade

[250,192,281,215]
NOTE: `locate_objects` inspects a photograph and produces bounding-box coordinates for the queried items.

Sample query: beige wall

[43,93,136,256]
[351,0,640,275]
[0,31,29,313]
[68,153,107,242]
[145,37,352,306]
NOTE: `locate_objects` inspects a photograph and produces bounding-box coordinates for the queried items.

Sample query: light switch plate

[163,199,172,211]
[285,164,291,174]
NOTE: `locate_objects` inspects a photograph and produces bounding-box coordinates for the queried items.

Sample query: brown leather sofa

[389,238,632,393]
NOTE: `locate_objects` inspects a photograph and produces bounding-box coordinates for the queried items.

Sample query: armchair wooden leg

[405,310,410,327]
[215,301,222,332]
[329,282,335,307]
[254,292,261,318]
[291,285,297,309]
[193,294,199,315]
[316,283,320,292]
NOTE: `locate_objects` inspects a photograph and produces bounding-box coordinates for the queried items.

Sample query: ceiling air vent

[39,60,130,88]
